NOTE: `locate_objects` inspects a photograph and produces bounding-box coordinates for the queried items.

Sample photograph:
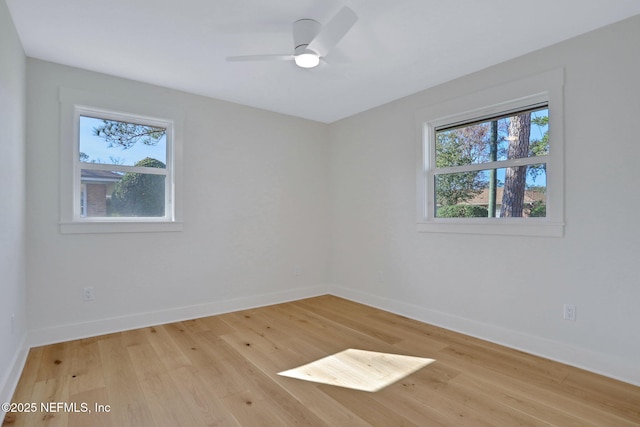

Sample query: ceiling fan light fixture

[226,7,357,70]
[294,51,320,68]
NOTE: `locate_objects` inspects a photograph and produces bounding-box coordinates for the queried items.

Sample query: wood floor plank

[559,369,640,422]
[447,372,597,427]
[29,378,71,426]
[190,314,236,336]
[35,342,73,383]
[167,365,241,426]
[127,341,201,427]
[212,334,327,425]
[222,334,371,426]
[143,325,192,372]
[264,300,393,353]
[160,322,222,369]
[221,388,291,427]
[5,296,640,426]
[97,334,156,426]
[407,341,639,427]
[317,383,420,426]
[67,339,105,396]
[67,387,113,427]
[295,296,403,345]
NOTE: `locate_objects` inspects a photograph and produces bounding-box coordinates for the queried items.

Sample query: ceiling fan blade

[307,6,358,57]
[226,54,293,62]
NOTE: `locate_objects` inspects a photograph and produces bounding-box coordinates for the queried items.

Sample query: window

[77,111,170,219]
[434,105,548,218]
[59,88,183,233]
[416,69,564,236]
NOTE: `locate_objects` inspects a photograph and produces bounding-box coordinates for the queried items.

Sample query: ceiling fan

[226,6,358,69]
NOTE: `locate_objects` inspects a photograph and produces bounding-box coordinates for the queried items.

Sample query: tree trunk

[501,113,531,217]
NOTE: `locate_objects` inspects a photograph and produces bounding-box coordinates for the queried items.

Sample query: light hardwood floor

[4,295,640,426]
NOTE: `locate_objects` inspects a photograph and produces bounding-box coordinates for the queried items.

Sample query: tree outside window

[433,106,548,218]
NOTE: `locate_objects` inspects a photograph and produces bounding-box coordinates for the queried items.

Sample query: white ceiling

[6,0,640,123]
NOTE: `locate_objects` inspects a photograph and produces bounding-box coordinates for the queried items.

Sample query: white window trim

[416,69,565,237]
[59,87,183,234]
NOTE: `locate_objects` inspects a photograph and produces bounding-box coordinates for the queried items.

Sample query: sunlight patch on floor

[278,349,435,392]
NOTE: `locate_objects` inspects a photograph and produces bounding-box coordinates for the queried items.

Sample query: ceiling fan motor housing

[293,19,321,54]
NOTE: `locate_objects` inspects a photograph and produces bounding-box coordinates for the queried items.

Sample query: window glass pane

[435,165,546,218]
[79,116,167,167]
[434,170,488,211]
[435,107,548,167]
[80,169,165,217]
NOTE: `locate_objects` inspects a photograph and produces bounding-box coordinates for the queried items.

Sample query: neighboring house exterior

[80,170,122,217]
[466,187,546,217]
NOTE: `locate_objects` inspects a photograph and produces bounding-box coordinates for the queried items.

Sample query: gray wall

[25,59,330,343]
[329,15,640,385]
[2,8,639,407]
[0,0,27,407]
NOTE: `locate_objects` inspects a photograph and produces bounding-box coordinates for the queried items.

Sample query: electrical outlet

[293,266,301,277]
[563,304,576,321]
[10,313,15,335]
[83,286,95,301]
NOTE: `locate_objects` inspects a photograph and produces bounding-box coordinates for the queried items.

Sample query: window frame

[59,87,183,234]
[416,69,565,237]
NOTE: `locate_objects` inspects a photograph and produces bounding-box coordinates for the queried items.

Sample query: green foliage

[527,201,546,217]
[437,204,488,218]
[109,157,165,217]
[531,115,548,130]
[94,120,166,150]
[435,125,489,205]
[434,110,549,214]
[528,113,549,181]
[435,174,485,206]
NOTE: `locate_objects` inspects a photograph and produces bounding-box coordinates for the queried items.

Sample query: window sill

[416,220,564,237]
[59,220,183,234]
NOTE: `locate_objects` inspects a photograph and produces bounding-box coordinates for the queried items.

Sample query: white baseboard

[28,285,328,347]
[0,334,29,425]
[329,285,640,387]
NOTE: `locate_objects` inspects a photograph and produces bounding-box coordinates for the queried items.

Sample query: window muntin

[432,106,548,219]
[74,108,173,221]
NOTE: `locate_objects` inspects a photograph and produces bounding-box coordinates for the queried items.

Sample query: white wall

[0,0,27,410]
[329,15,640,385]
[26,60,330,344]
[8,7,640,399]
